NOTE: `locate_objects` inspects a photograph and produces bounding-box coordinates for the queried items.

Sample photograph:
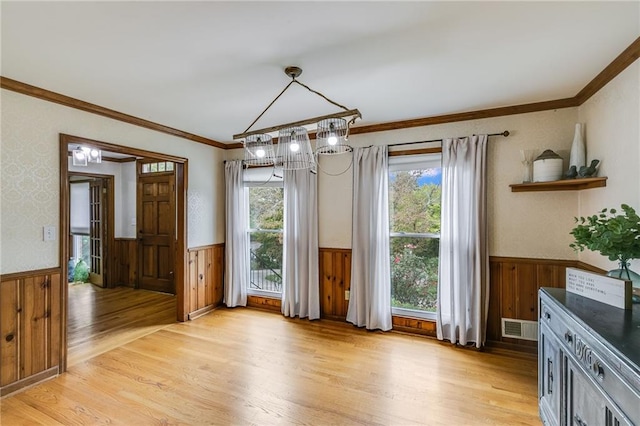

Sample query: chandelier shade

[244,134,275,166]
[315,117,351,155]
[276,127,315,170]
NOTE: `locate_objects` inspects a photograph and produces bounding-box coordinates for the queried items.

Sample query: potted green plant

[570,204,640,288]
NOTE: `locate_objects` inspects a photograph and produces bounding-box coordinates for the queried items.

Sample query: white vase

[569,123,586,169]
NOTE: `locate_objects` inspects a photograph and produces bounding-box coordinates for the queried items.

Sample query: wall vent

[501,318,538,341]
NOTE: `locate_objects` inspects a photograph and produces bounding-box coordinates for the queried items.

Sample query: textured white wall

[229,107,581,258]
[1,89,224,274]
[577,61,640,272]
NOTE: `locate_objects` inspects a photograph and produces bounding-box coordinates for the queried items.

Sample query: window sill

[392,307,436,321]
[247,289,281,299]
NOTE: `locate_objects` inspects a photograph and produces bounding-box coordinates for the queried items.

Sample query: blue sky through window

[417,169,442,186]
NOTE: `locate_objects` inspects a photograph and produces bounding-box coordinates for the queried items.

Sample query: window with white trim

[389,153,442,319]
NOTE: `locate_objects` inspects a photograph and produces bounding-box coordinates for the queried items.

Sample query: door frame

[59,134,188,373]
[68,173,115,288]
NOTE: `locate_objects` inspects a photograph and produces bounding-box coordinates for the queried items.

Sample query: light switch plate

[44,226,56,241]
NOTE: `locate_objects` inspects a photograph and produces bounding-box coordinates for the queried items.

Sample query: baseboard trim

[0,367,59,398]
[187,304,219,320]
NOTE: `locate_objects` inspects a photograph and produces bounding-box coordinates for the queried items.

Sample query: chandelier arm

[234,109,360,140]
[292,79,352,113]
[242,80,296,134]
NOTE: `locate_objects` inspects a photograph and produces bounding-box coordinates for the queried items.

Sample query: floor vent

[501,318,538,341]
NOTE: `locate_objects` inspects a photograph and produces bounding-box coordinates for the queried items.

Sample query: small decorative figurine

[578,159,600,177]
[564,165,578,179]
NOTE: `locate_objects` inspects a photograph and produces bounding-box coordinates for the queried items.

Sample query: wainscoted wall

[319,248,351,320]
[0,268,62,396]
[487,257,604,350]
[248,248,603,352]
[186,244,224,319]
[112,238,137,287]
[247,295,281,312]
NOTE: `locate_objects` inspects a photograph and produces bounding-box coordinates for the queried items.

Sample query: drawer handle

[544,311,551,320]
[547,358,553,394]
[592,361,605,380]
[574,414,587,426]
[564,331,573,344]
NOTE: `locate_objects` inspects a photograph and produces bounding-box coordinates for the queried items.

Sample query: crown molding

[3,37,638,150]
[0,77,226,149]
[574,36,640,105]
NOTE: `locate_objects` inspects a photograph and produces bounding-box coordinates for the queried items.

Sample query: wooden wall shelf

[510,176,607,192]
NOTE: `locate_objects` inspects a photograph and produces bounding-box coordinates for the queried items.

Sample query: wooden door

[137,162,176,294]
[89,180,105,287]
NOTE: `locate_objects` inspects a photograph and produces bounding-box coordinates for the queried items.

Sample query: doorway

[59,134,188,373]
[69,173,114,288]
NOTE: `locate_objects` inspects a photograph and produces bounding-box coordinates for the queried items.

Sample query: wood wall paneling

[186,244,224,319]
[0,269,61,396]
[486,257,574,350]
[113,238,137,287]
[319,248,351,319]
[246,295,282,313]
[316,249,588,352]
[1,279,19,387]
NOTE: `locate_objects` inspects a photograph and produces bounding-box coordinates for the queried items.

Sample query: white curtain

[281,169,320,319]
[224,160,248,307]
[437,135,489,348]
[347,145,392,331]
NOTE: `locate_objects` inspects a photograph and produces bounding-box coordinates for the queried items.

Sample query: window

[141,161,174,173]
[389,154,442,319]
[245,168,284,296]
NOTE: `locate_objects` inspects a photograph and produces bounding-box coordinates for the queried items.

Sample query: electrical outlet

[345,290,350,301]
[43,226,56,241]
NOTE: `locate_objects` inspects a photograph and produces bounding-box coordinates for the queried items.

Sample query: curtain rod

[387,130,510,148]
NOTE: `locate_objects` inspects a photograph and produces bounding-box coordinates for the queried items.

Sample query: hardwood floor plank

[66,284,176,367]
[4,306,540,425]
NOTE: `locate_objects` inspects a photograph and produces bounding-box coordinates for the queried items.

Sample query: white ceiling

[2,1,639,144]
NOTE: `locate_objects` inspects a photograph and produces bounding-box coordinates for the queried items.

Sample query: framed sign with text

[566,267,632,310]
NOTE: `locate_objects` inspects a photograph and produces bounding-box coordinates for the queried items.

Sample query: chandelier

[234,66,361,170]
[72,146,102,166]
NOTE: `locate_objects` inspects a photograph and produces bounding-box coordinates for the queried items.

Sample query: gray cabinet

[539,321,562,425]
[539,288,640,426]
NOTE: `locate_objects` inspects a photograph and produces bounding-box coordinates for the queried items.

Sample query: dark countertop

[541,287,640,370]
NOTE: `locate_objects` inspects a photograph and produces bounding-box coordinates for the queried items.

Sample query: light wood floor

[67,283,177,367]
[2,303,540,425]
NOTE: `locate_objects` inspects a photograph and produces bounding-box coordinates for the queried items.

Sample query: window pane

[158,162,166,172]
[166,162,174,171]
[249,187,283,230]
[142,163,150,173]
[248,186,284,294]
[150,163,158,172]
[389,164,442,314]
[389,169,441,234]
[249,231,283,293]
[391,236,439,312]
